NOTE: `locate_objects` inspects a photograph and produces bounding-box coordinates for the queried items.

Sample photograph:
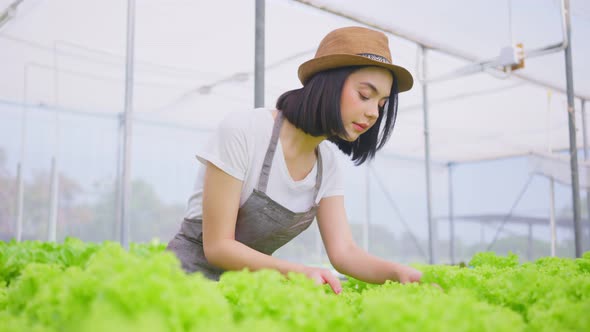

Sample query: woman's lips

[353,122,368,132]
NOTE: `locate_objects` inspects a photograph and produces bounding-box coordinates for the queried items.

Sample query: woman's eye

[359,93,369,101]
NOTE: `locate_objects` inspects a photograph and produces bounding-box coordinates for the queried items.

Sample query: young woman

[167,26,422,294]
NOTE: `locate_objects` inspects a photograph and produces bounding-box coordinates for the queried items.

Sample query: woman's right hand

[302,266,342,294]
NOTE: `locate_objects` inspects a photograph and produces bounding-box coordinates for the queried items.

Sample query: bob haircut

[276,66,399,165]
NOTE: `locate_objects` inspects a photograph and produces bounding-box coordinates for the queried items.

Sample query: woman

[167,26,422,294]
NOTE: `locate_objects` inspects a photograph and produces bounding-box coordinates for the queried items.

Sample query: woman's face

[339,66,393,142]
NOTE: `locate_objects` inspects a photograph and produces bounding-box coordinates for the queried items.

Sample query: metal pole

[15,162,23,241]
[119,0,136,248]
[292,0,589,100]
[16,64,29,242]
[547,89,557,256]
[315,225,322,264]
[580,99,590,250]
[527,222,533,261]
[480,222,485,245]
[363,163,370,252]
[254,0,265,108]
[448,163,455,264]
[487,174,535,250]
[369,166,428,259]
[563,0,582,258]
[421,45,436,264]
[581,100,590,251]
[0,0,24,29]
[48,157,58,242]
[114,113,123,242]
[549,177,557,256]
[48,43,60,242]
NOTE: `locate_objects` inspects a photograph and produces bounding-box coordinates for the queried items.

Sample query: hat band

[357,53,391,64]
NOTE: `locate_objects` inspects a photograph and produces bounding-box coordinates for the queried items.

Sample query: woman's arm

[316,195,422,284]
[201,162,342,292]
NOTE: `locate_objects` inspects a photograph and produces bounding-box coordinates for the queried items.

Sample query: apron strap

[257,111,284,192]
[313,148,323,203]
[257,111,324,201]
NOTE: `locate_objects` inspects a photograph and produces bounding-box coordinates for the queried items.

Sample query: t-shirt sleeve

[317,143,345,201]
[196,112,250,181]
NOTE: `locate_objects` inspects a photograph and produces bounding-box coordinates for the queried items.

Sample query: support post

[421,45,436,264]
[581,99,589,252]
[118,0,136,249]
[254,0,265,108]
[448,163,455,264]
[48,157,58,242]
[363,163,370,252]
[563,0,582,257]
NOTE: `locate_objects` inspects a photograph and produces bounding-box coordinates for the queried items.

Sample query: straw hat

[298,26,413,92]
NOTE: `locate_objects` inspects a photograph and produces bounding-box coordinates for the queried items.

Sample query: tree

[84,179,185,243]
[0,149,16,239]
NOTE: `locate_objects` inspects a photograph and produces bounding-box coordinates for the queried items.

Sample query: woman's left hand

[393,264,422,284]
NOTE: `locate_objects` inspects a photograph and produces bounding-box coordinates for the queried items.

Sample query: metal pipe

[119,0,136,249]
[15,162,23,241]
[421,45,436,264]
[448,162,455,264]
[527,222,533,261]
[315,225,322,264]
[254,0,265,108]
[547,89,557,257]
[48,157,58,242]
[0,0,24,29]
[563,0,582,258]
[427,0,568,83]
[292,0,590,100]
[16,63,29,242]
[363,163,370,252]
[114,112,124,242]
[487,174,535,251]
[48,43,60,242]
[581,100,590,249]
[369,165,428,259]
[480,222,485,245]
[507,0,513,45]
[549,176,557,256]
[525,0,568,58]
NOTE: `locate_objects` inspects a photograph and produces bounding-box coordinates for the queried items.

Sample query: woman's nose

[365,103,379,119]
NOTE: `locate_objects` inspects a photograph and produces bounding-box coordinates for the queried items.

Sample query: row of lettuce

[1,238,589,332]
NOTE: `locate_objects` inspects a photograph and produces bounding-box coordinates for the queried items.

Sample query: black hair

[275,66,399,165]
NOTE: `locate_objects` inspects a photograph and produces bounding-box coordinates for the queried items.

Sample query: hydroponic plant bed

[1,238,589,332]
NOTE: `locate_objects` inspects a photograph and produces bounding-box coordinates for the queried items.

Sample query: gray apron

[166,112,323,280]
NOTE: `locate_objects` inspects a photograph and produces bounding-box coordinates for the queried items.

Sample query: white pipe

[549,177,557,256]
[16,63,29,242]
[119,0,136,248]
[363,163,370,252]
[421,45,436,264]
[427,0,568,83]
[15,162,23,241]
[48,42,60,242]
[448,163,455,264]
[0,0,24,29]
[48,157,58,242]
[255,0,265,107]
[292,0,589,100]
[563,0,583,258]
[547,89,557,256]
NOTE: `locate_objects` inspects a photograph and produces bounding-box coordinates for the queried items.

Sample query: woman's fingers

[305,268,342,294]
[321,270,342,294]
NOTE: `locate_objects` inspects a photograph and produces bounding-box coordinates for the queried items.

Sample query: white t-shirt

[184,108,344,219]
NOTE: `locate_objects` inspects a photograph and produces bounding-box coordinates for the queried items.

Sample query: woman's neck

[279,116,325,160]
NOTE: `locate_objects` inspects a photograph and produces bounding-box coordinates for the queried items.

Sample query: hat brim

[298,54,414,93]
